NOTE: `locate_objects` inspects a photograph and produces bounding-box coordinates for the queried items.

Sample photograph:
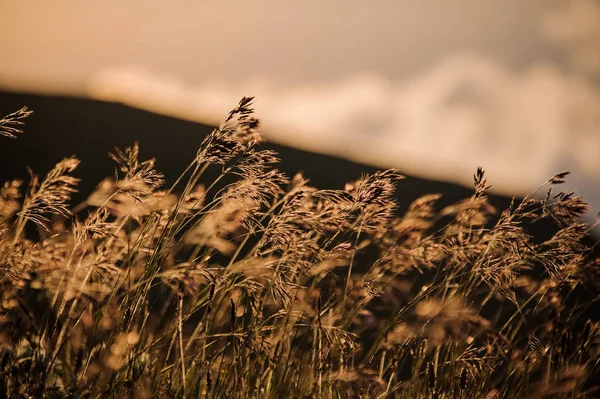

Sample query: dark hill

[0,90,587,246]
[0,91,504,209]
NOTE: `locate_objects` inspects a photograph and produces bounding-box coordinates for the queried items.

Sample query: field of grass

[1,98,599,398]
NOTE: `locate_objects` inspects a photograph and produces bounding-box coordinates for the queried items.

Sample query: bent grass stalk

[0,102,598,398]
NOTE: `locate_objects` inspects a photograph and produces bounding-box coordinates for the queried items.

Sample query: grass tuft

[0,100,599,398]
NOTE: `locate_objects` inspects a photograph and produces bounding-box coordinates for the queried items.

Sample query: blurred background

[0,0,599,230]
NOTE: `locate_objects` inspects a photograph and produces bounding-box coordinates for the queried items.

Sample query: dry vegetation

[0,98,599,398]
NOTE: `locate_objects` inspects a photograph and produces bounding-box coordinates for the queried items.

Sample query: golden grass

[0,99,599,398]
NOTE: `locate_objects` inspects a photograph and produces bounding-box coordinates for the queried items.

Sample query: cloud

[2,0,599,227]
[88,54,600,201]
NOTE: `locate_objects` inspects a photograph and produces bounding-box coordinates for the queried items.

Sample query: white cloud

[87,54,600,202]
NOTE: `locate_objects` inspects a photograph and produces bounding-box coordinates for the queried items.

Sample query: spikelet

[0,106,33,139]
[16,156,80,232]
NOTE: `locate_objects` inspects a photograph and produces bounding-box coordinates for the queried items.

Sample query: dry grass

[1,99,599,398]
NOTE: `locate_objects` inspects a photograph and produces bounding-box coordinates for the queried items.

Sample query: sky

[0,0,599,222]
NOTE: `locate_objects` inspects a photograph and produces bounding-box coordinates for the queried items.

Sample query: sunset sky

[1,0,599,221]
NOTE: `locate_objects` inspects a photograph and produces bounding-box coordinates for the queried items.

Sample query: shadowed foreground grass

[1,98,599,398]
